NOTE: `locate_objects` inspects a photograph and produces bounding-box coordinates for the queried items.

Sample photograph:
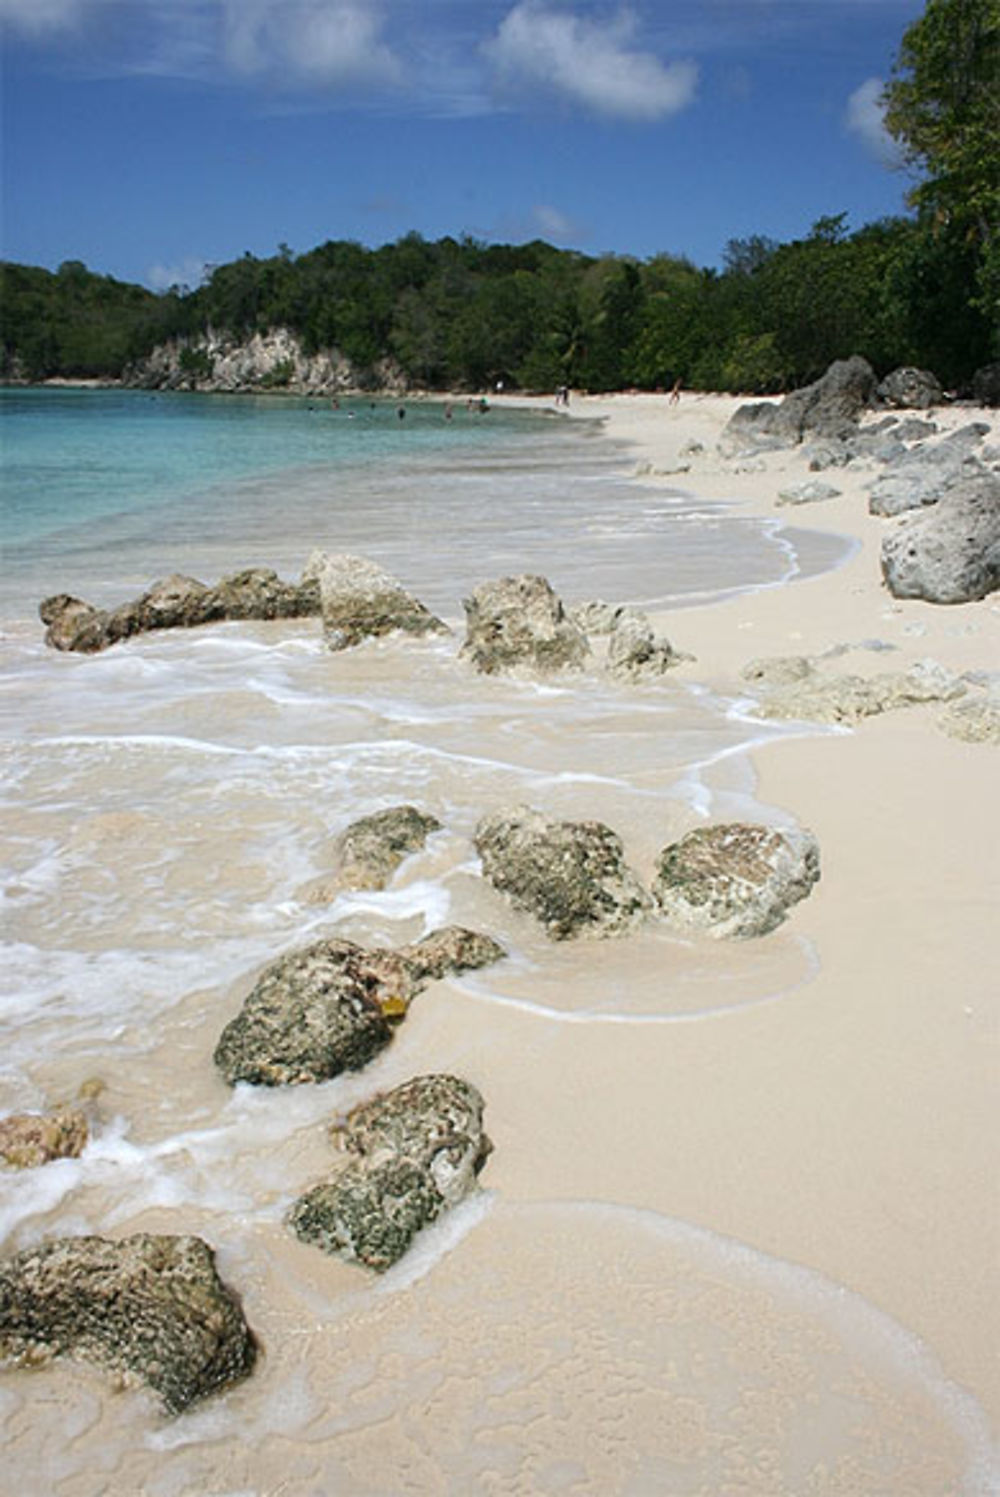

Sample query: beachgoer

[669,378,682,405]
[398,406,406,420]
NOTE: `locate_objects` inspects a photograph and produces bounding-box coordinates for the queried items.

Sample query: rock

[652,823,820,939]
[39,566,321,653]
[876,367,943,410]
[776,479,841,506]
[288,1074,490,1271]
[397,925,506,983]
[460,575,589,675]
[751,659,966,723]
[605,607,682,679]
[804,439,855,471]
[880,471,1000,603]
[720,357,876,455]
[329,805,442,892]
[214,929,503,1086]
[868,425,991,517]
[474,805,649,940]
[38,595,111,653]
[937,694,1000,745]
[971,363,1000,408]
[209,567,319,620]
[570,599,625,636]
[0,1109,88,1169]
[740,655,815,687]
[0,1234,256,1414]
[306,551,447,651]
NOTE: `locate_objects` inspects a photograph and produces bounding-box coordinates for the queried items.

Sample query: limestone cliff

[123,326,407,395]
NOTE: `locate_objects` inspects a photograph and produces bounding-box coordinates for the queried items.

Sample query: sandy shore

[492,388,999,1427]
[3,387,997,1491]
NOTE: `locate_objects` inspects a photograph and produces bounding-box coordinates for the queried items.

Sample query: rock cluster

[40,567,320,653]
[746,656,968,725]
[288,1075,491,1271]
[214,928,504,1086]
[0,1233,256,1413]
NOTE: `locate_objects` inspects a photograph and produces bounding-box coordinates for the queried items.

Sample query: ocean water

[0,389,993,1492]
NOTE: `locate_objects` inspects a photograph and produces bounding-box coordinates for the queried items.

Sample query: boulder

[0,1234,256,1414]
[474,805,649,940]
[868,425,990,517]
[288,1074,490,1272]
[38,594,111,653]
[214,928,503,1086]
[327,805,442,893]
[0,1109,88,1169]
[570,599,625,636]
[880,471,1000,603]
[605,607,682,679]
[720,357,876,455]
[876,367,943,410]
[306,551,446,651]
[652,823,820,939]
[460,575,589,675]
[971,363,1000,407]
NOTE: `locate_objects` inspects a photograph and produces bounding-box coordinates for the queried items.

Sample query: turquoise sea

[1,388,991,1492]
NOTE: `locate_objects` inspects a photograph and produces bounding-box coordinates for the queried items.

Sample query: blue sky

[1,0,926,290]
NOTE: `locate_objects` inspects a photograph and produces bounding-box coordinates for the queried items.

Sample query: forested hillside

[2,0,995,395]
[0,213,993,395]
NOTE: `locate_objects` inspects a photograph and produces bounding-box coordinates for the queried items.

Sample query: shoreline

[536,389,1000,1426]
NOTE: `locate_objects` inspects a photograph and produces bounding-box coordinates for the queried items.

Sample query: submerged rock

[474,805,649,940]
[306,550,447,651]
[0,1109,88,1169]
[289,1074,491,1271]
[214,929,504,1086]
[461,574,589,675]
[0,1234,256,1414]
[880,471,1000,603]
[652,822,820,939]
[326,804,442,893]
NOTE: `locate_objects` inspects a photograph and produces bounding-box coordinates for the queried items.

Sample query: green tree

[882,0,1000,347]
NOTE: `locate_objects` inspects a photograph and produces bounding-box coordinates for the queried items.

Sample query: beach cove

[0,387,997,1492]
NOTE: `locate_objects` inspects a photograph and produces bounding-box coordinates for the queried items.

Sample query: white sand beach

[2,388,997,1493]
[538,388,1000,1423]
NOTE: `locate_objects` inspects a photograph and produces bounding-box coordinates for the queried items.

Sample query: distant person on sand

[669,378,682,405]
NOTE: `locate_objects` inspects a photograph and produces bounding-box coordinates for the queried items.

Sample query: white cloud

[146,255,211,292]
[220,0,401,89]
[0,0,98,31]
[845,76,900,166]
[484,2,698,122]
[532,204,578,240]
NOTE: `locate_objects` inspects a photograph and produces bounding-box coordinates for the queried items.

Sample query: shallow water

[0,390,992,1492]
